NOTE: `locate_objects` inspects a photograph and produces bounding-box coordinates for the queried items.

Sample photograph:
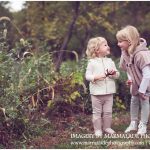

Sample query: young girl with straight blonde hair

[85,37,119,137]
[116,25,150,135]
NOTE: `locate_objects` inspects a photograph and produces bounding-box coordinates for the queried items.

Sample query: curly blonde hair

[116,25,140,54]
[86,37,106,58]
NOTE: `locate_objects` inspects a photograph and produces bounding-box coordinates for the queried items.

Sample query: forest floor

[17,111,150,149]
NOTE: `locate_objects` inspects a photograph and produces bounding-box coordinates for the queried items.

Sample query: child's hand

[94,74,106,81]
[105,69,116,77]
[126,80,132,86]
[139,92,148,100]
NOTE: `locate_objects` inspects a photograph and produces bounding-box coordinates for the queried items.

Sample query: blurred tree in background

[13,1,150,59]
[0,2,12,18]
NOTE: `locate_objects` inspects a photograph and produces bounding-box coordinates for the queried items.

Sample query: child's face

[95,40,110,57]
[117,40,130,51]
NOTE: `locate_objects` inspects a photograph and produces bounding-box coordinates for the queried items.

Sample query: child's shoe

[125,121,137,133]
[137,121,147,135]
[104,128,115,134]
[95,130,102,137]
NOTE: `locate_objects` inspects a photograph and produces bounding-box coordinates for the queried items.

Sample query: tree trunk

[55,2,80,71]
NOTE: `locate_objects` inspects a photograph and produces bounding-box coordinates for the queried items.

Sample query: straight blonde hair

[86,37,106,58]
[116,25,140,54]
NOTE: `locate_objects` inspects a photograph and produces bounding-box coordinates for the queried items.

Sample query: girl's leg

[91,95,102,132]
[137,96,149,135]
[125,96,139,133]
[140,97,149,125]
[130,96,140,121]
[102,94,113,130]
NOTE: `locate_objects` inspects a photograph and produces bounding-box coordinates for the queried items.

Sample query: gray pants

[130,95,149,125]
[91,94,113,131]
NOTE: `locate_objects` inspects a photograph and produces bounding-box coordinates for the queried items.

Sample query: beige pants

[91,94,113,131]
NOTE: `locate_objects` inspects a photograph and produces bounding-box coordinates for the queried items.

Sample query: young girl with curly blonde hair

[85,37,119,137]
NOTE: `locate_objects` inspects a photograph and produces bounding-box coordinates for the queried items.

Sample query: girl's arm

[127,73,131,80]
[85,61,94,82]
[85,61,105,82]
[138,65,150,99]
[108,60,120,79]
[126,73,132,86]
[93,74,106,82]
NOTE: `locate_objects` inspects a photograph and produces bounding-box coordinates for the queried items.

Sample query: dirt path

[26,112,150,149]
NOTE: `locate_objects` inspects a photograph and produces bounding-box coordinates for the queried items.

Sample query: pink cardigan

[120,38,150,95]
